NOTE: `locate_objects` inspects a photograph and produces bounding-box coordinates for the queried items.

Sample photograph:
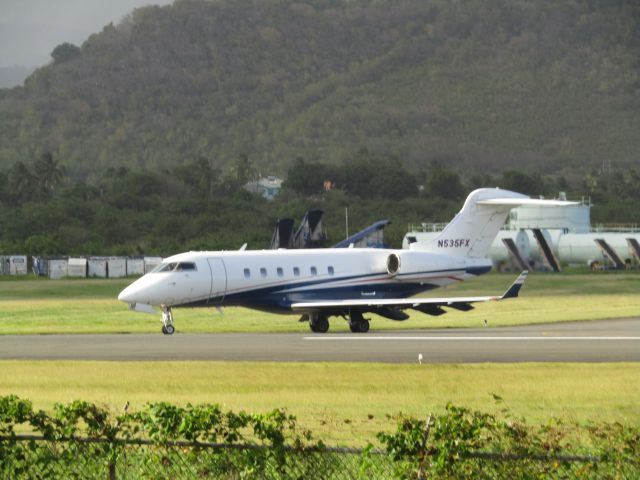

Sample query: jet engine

[386,253,401,276]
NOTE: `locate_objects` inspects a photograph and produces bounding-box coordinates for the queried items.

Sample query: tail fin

[413,188,576,258]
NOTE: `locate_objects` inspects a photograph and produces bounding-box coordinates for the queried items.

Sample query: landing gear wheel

[309,314,330,333]
[349,310,370,333]
[161,307,175,335]
[349,319,370,333]
[162,324,175,335]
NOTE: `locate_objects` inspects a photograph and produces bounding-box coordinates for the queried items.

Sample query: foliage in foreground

[0,395,638,479]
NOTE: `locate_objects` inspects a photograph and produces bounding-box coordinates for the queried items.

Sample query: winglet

[501,271,528,299]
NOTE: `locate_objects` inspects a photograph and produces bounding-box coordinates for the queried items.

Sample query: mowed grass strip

[1,295,640,334]
[1,272,639,334]
[1,361,637,445]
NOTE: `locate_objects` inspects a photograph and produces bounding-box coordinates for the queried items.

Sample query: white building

[244,176,283,200]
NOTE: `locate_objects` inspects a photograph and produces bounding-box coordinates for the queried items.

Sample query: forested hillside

[0,0,639,179]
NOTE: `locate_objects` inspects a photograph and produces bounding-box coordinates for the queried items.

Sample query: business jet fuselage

[119,188,573,334]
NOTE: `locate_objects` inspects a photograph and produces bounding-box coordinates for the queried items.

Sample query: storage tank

[487,230,531,264]
[557,233,640,267]
[524,229,555,263]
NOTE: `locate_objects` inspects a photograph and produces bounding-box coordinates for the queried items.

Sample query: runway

[0,319,638,363]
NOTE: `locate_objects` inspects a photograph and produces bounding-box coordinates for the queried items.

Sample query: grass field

[1,271,639,334]
[1,271,638,445]
[1,361,638,445]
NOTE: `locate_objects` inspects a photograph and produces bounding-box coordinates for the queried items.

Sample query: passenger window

[260,267,267,278]
[277,267,284,277]
[310,266,317,276]
[293,267,300,277]
[328,266,334,275]
[244,268,251,279]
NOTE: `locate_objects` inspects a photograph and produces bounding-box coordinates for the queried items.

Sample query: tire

[349,319,369,333]
[163,324,175,335]
[310,315,329,333]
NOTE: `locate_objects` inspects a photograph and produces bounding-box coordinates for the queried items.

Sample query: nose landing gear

[161,307,175,335]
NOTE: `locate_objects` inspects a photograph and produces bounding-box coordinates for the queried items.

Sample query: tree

[282,157,337,195]
[423,162,464,200]
[498,170,544,196]
[234,154,257,184]
[34,152,66,194]
[50,43,81,63]
[6,161,36,203]
[174,157,218,197]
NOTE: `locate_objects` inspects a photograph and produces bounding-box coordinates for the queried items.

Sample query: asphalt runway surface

[0,319,638,363]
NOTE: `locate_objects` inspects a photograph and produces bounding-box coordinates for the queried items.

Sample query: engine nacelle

[383,250,472,279]
[386,253,401,276]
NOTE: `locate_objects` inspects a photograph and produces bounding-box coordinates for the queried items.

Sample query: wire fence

[1,435,637,480]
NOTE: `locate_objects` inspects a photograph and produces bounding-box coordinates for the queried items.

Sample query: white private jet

[118,188,574,334]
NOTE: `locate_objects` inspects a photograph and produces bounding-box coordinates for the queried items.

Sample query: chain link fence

[1,435,637,479]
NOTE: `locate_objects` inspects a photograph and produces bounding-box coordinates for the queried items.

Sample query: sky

[0,0,173,68]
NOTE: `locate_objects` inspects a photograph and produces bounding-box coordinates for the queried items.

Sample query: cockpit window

[152,262,176,273]
[175,262,196,271]
[151,262,196,273]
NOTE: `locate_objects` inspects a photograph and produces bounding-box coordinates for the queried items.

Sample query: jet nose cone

[118,283,138,303]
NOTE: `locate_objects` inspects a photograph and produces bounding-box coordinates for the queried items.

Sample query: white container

[108,258,127,278]
[49,259,68,279]
[144,257,163,273]
[67,258,87,277]
[126,258,145,276]
[88,258,108,278]
[8,256,28,275]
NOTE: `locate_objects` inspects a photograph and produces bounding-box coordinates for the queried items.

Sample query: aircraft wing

[291,271,528,314]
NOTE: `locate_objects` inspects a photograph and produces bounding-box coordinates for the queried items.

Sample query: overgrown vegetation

[0,396,637,478]
[1,149,639,254]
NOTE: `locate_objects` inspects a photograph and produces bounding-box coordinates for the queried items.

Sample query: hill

[0,0,639,178]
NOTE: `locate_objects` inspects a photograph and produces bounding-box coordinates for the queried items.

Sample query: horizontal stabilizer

[476,198,578,207]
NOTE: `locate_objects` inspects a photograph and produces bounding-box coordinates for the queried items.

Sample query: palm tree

[34,152,66,192]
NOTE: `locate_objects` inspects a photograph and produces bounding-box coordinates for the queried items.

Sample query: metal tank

[557,232,640,267]
[488,230,531,264]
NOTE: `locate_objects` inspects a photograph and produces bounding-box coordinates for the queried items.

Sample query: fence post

[417,415,433,480]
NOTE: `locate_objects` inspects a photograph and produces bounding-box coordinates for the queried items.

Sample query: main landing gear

[309,313,329,333]
[349,310,370,333]
[161,307,175,335]
[306,311,370,333]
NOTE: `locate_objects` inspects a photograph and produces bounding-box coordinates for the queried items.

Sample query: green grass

[1,361,638,445]
[1,271,639,334]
